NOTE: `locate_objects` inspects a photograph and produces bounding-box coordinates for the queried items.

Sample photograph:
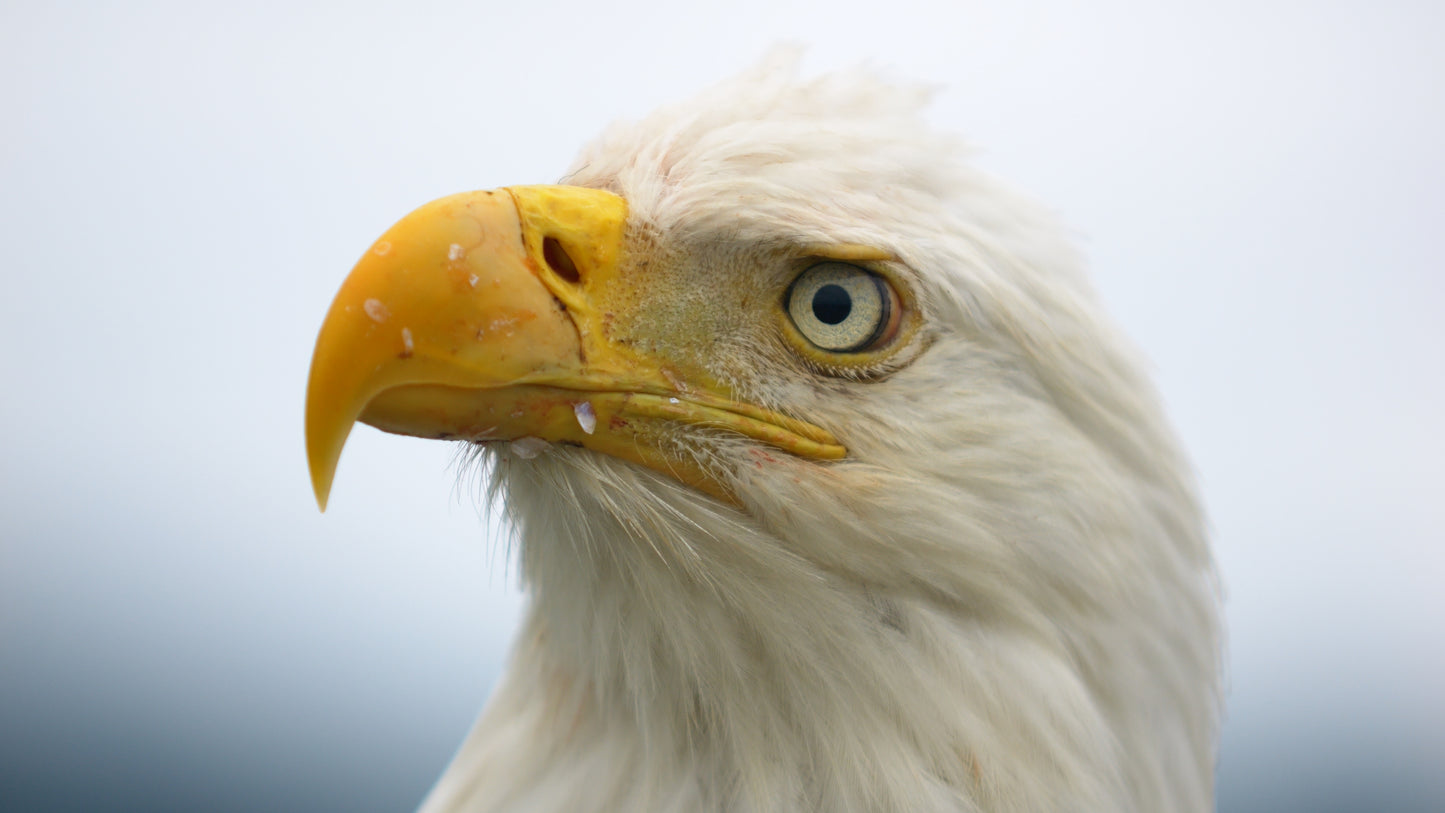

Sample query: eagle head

[306,56,1220,813]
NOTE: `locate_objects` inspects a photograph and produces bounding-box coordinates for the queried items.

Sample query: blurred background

[2,1,1440,810]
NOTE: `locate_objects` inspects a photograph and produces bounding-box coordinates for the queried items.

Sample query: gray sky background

[2,1,1441,811]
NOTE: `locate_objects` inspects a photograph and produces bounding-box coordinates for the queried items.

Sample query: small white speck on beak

[400,327,414,355]
[510,437,548,459]
[364,298,390,323]
[448,243,465,261]
[573,401,597,434]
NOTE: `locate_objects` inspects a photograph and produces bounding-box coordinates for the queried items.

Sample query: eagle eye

[785,263,899,353]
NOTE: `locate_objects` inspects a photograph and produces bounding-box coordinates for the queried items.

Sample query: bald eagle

[306,58,1220,813]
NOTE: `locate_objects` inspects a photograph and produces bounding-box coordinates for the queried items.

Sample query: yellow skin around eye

[787,263,888,351]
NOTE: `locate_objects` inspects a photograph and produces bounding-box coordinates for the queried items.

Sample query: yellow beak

[305,185,844,510]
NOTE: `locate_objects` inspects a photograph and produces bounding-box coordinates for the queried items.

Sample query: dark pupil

[811,284,852,325]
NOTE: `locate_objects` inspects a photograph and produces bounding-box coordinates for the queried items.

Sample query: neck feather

[420,452,1212,813]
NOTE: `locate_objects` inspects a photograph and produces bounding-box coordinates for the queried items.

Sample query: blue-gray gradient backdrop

[2,1,1441,811]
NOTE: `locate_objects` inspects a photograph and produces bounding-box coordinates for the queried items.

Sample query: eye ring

[785,263,899,353]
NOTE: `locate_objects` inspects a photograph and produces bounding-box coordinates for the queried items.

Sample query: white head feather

[423,55,1221,813]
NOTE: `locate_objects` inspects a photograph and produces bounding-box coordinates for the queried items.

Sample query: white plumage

[411,57,1221,813]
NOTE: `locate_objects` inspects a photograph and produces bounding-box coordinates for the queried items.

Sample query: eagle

[305,58,1221,813]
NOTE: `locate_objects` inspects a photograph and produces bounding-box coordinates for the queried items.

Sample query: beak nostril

[542,237,581,285]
